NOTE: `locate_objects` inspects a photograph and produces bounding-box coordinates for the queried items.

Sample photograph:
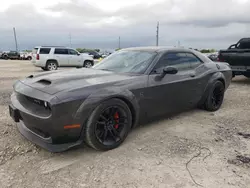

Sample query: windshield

[92,50,157,74]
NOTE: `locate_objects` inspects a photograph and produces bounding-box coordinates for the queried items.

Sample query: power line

[13,27,18,51]
[156,22,159,46]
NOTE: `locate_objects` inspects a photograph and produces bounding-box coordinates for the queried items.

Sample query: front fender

[74,88,140,126]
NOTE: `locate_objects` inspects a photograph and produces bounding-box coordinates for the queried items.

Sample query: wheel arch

[75,90,140,130]
[46,59,58,65]
[198,72,226,106]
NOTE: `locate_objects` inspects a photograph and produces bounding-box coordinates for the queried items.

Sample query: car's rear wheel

[27,56,32,61]
[204,80,225,111]
[83,60,93,68]
[46,61,58,71]
[84,98,132,151]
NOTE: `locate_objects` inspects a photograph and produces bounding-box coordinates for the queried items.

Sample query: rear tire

[45,61,58,71]
[27,56,32,61]
[204,81,225,112]
[83,60,93,68]
[84,98,132,151]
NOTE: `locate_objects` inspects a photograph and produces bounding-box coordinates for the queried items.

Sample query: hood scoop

[37,79,51,85]
[27,75,34,78]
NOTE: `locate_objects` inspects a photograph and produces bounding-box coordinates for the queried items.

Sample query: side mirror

[155,66,178,81]
[163,66,178,75]
[77,53,81,56]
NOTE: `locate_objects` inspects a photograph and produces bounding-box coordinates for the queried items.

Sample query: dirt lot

[0,60,250,188]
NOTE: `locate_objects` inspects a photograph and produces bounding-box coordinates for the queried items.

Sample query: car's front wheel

[83,60,93,68]
[84,98,132,151]
[204,80,225,111]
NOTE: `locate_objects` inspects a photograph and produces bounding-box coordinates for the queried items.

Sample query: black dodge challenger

[9,47,232,152]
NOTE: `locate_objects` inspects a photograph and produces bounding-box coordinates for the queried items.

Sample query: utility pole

[13,27,18,51]
[178,41,180,47]
[118,36,121,49]
[69,32,72,47]
[156,22,159,46]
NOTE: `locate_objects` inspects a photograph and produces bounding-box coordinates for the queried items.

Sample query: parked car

[1,51,20,60]
[218,38,250,78]
[20,52,32,60]
[31,46,94,71]
[83,50,102,59]
[208,54,218,61]
[9,47,232,152]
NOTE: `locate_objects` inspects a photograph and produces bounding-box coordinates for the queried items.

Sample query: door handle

[189,73,195,77]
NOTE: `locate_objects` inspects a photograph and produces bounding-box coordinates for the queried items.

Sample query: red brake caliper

[114,112,119,129]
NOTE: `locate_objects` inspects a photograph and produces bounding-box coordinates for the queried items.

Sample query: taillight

[36,54,39,60]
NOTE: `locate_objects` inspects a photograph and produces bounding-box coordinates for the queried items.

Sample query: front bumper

[9,83,85,152]
[16,119,82,152]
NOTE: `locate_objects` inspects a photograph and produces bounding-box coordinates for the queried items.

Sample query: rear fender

[198,72,226,106]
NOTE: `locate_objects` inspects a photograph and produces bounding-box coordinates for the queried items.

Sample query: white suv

[31,46,94,71]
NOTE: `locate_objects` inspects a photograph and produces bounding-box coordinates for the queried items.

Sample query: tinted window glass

[185,53,202,67]
[153,52,190,73]
[54,48,68,55]
[39,48,51,54]
[239,41,250,49]
[69,49,78,55]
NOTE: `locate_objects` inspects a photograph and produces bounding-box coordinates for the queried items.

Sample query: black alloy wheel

[95,106,128,146]
[84,98,132,151]
[211,84,224,109]
[204,81,225,111]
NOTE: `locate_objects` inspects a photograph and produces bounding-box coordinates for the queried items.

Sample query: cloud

[0,0,250,50]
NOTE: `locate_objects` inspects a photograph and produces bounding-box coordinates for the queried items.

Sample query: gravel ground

[0,60,250,188]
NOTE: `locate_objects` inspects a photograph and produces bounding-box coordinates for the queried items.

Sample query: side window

[153,52,190,73]
[54,48,69,55]
[185,53,203,68]
[69,49,78,55]
[239,41,250,49]
[39,48,51,54]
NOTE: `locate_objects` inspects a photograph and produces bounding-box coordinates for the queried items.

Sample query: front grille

[16,93,51,117]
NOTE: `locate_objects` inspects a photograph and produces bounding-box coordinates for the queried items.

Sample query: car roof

[34,46,68,48]
[122,46,193,53]
[238,38,250,43]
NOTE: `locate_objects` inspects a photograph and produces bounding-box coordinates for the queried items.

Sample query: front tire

[84,98,132,151]
[83,60,93,68]
[204,81,225,112]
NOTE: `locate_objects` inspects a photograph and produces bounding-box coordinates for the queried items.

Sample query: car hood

[20,68,138,95]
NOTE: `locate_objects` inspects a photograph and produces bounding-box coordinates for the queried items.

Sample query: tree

[76,48,84,53]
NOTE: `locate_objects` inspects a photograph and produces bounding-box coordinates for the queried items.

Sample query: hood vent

[27,75,34,78]
[37,79,51,85]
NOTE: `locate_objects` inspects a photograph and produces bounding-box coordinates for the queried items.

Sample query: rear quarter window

[39,48,51,54]
[54,48,68,55]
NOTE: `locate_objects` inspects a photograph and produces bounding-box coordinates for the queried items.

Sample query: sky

[0,0,250,51]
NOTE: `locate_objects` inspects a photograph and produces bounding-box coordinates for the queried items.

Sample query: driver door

[68,49,82,66]
[144,52,197,117]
